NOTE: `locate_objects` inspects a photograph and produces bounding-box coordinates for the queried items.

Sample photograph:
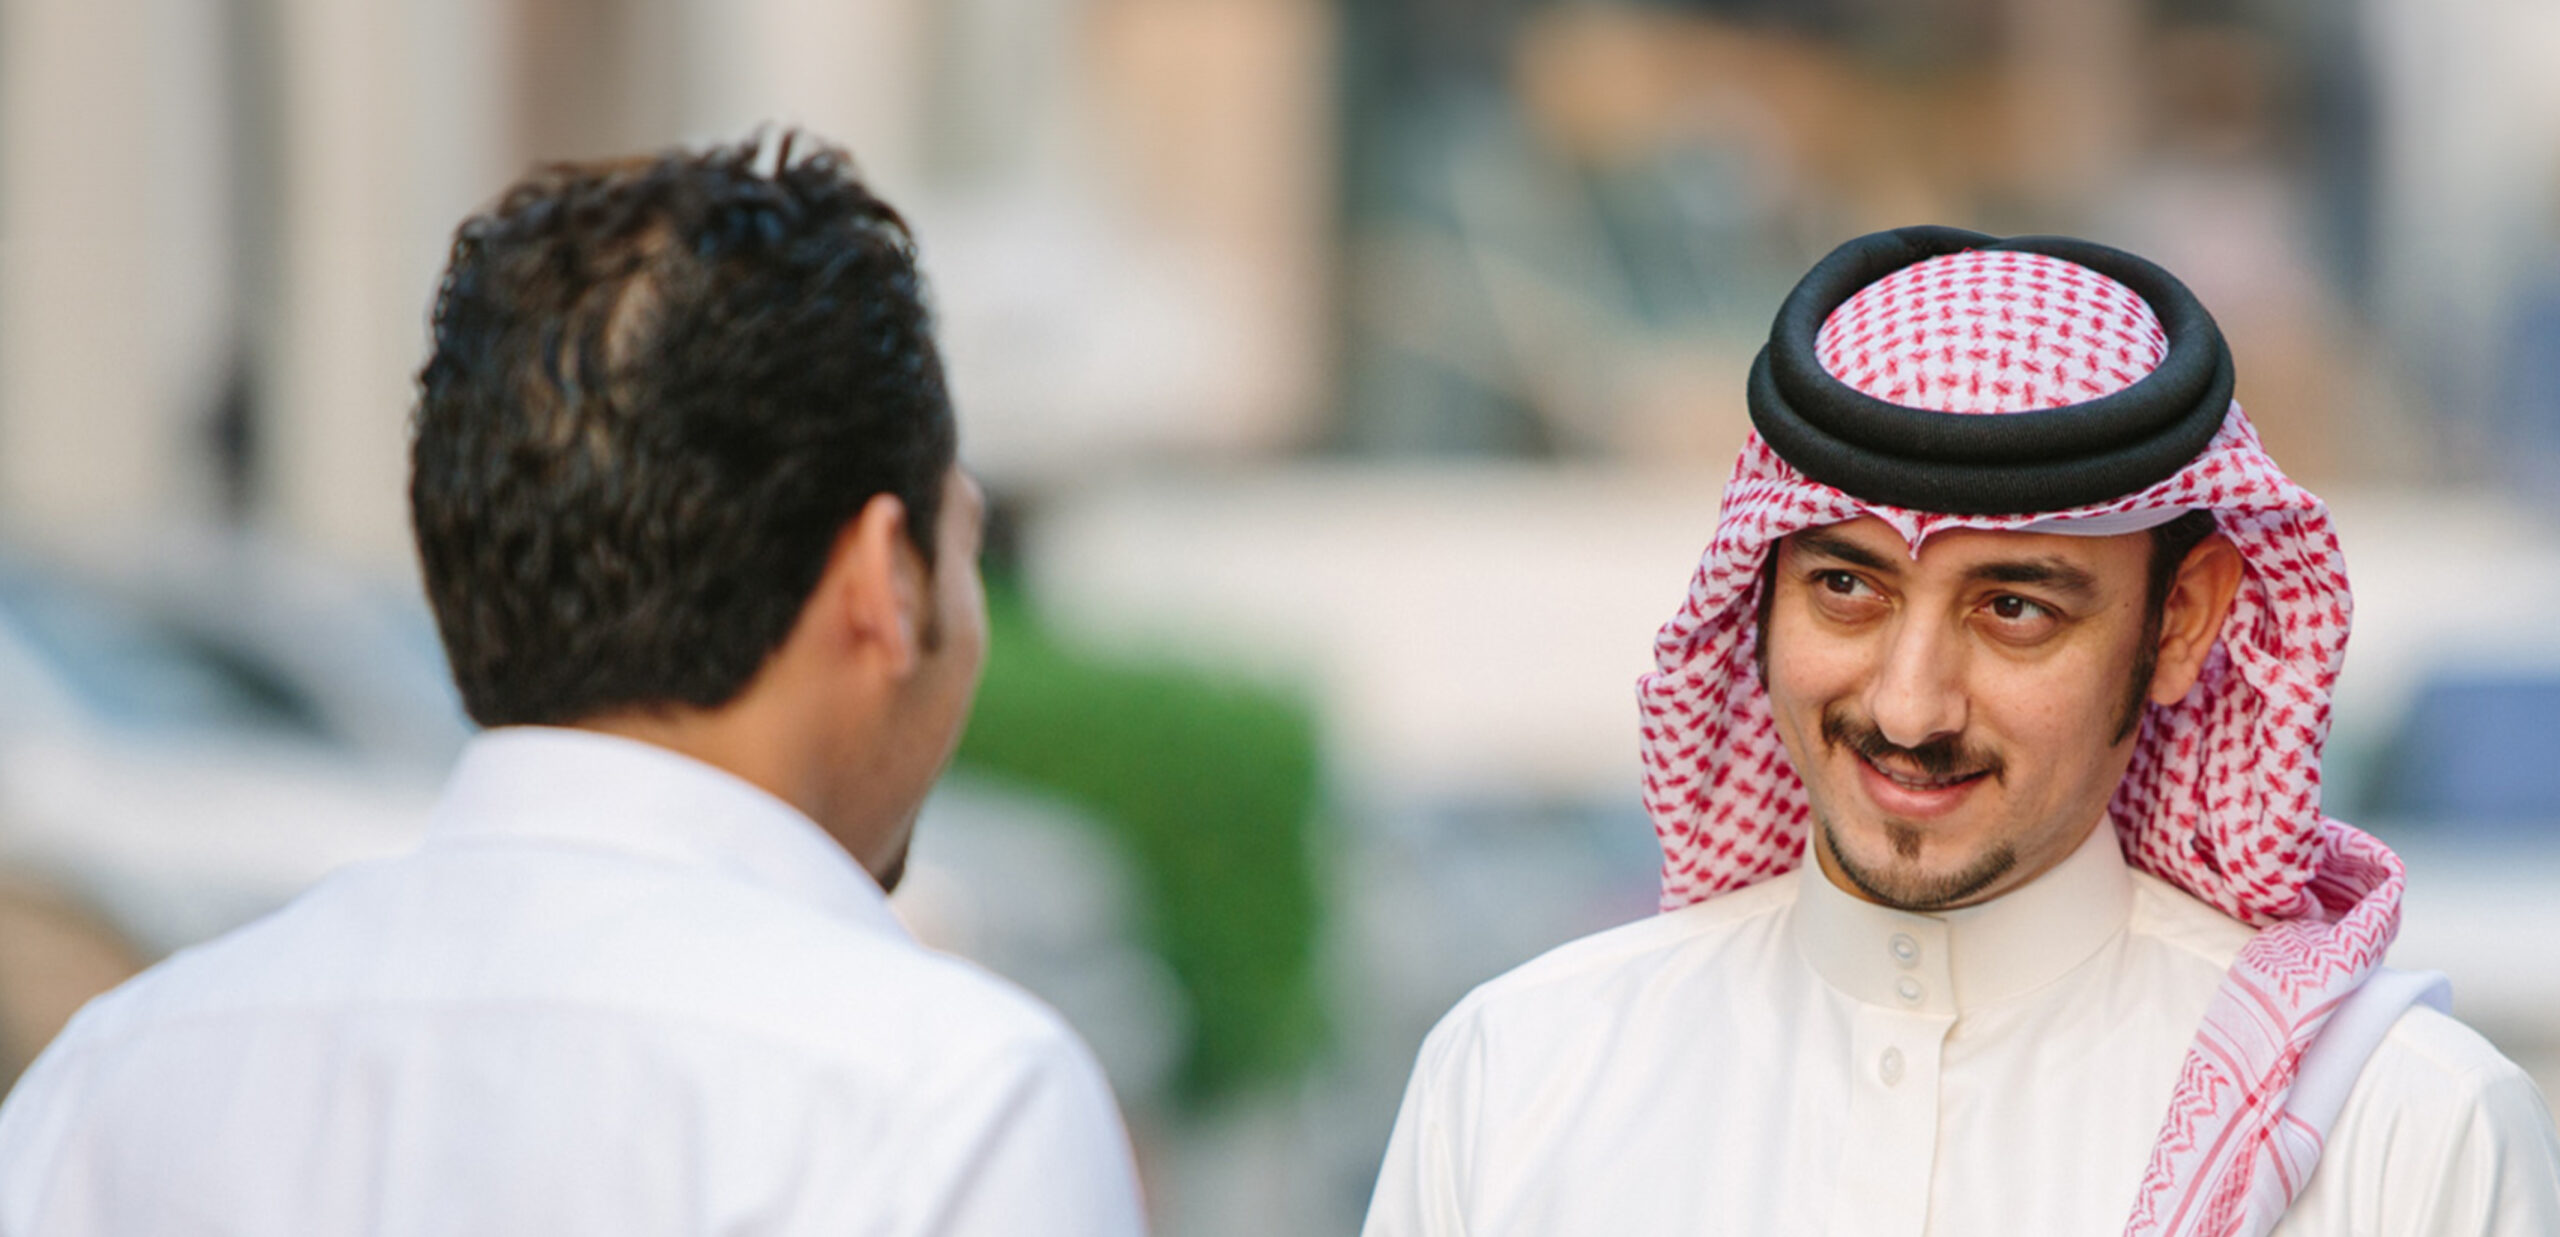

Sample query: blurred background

[2,0,2558,1230]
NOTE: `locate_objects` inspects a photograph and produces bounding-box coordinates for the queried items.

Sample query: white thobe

[1364,821,2560,1236]
[0,727,1148,1236]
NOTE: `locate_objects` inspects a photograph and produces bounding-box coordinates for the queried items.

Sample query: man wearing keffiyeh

[1363,227,2560,1236]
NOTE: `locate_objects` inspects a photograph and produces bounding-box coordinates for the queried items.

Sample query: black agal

[1746,226,2233,515]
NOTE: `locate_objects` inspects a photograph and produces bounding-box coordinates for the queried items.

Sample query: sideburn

[1753,548,1779,688]
[2113,612,2159,745]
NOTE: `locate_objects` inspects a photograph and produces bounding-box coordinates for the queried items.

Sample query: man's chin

[1820,816,2017,912]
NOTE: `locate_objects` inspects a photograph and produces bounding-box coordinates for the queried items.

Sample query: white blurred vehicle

[0,550,448,957]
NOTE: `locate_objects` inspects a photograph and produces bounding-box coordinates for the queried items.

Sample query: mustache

[1821,704,2004,782]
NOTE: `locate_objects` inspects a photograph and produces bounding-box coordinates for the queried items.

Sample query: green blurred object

[954,583,1328,1107]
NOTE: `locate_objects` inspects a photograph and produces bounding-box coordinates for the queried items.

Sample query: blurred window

[2365,673,2560,828]
[0,567,331,742]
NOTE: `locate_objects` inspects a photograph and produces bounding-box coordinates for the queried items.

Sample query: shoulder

[2343,1001,2553,1134]
[1460,873,1796,1008]
[2120,876,2554,1150]
[42,845,1082,1086]
[2294,998,2560,1229]
[1420,873,1800,1060]
[2121,875,2550,1143]
[0,869,1135,1236]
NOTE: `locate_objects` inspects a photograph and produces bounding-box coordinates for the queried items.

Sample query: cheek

[1760,608,1871,729]
[1968,645,2132,764]
[946,572,989,684]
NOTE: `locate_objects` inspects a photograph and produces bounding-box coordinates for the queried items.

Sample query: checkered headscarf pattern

[1637,247,2403,1237]
[1814,249,2169,414]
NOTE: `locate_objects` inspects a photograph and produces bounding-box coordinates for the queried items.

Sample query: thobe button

[1888,933,1919,967]
[1895,977,1924,1005]
[1878,1047,1905,1086]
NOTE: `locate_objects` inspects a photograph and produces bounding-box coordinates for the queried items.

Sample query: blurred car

[2339,666,2560,1123]
[2360,671,2560,833]
[0,548,449,958]
[93,533,477,775]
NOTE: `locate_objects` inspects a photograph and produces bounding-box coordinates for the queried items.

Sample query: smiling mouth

[1860,753,1992,793]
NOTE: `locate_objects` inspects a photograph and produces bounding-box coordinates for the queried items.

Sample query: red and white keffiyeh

[1636,249,2409,1236]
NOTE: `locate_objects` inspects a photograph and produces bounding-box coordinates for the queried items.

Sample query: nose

[1864,613,1967,750]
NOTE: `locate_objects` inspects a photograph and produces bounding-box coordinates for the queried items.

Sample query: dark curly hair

[410,133,955,728]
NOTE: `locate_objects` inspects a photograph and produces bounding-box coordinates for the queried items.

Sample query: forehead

[1784,515,2150,584]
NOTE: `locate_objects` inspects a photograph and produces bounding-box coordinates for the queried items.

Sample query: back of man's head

[411,134,954,728]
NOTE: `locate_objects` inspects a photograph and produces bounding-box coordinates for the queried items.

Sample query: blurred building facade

[1337,0,2420,478]
[0,0,1337,570]
[11,0,2560,565]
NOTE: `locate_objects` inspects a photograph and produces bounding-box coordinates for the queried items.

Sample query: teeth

[1874,761,1974,790]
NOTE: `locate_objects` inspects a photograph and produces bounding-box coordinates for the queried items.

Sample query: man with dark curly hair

[0,135,1147,1236]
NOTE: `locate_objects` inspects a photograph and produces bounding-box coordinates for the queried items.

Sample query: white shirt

[0,727,1148,1236]
[1364,822,2560,1236]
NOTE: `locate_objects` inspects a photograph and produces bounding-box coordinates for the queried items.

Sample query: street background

[2,0,2558,1232]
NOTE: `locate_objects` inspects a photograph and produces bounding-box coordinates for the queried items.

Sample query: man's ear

[2148,534,2246,706]
[815,492,926,680]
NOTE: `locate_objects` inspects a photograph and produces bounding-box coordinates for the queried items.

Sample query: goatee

[1817,704,2013,910]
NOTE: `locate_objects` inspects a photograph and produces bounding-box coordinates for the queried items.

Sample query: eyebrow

[1964,558,2100,599]
[1790,530,2102,600]
[1790,530,1899,574]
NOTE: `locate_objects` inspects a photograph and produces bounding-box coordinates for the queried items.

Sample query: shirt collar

[426,726,908,941]
[1793,818,2134,1014]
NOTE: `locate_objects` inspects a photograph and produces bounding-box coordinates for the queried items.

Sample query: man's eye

[1987,595,2049,622]
[1816,571,1867,595]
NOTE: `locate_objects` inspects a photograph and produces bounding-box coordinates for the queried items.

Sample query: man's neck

[1794,819,2137,1011]
[1811,812,2110,913]
[571,705,891,877]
